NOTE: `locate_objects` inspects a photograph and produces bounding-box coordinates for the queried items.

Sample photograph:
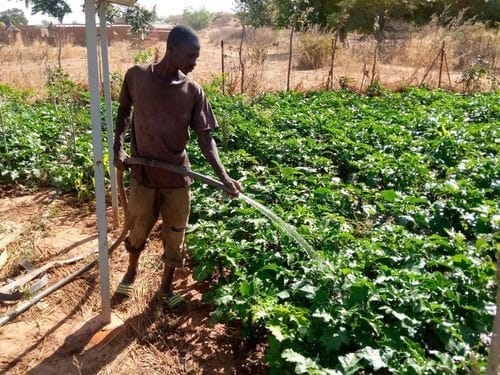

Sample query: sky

[1,0,236,25]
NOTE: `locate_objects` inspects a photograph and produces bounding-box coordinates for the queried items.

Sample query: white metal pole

[84,0,111,324]
[98,0,119,229]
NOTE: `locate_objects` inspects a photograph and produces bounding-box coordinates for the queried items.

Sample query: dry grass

[0,22,498,97]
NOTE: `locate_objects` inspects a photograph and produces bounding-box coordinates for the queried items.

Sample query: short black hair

[167,25,199,48]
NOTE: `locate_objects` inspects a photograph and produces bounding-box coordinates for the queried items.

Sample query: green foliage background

[182,8,214,31]
[0,8,28,27]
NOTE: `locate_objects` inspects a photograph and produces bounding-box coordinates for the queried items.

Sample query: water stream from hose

[125,157,317,259]
[239,193,316,259]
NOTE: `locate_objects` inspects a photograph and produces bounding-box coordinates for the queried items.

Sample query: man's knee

[124,237,147,255]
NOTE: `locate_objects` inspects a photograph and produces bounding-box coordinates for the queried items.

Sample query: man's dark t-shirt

[119,64,218,188]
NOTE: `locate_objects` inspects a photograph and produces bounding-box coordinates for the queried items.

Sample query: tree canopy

[0,8,28,26]
[29,0,71,23]
[235,0,500,34]
[124,4,154,39]
[182,7,214,31]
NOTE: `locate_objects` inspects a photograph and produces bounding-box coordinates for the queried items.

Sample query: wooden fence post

[239,24,246,94]
[327,30,339,90]
[420,41,443,87]
[370,39,379,85]
[221,40,225,95]
[287,26,294,92]
[438,41,445,88]
[443,47,453,89]
[0,107,8,158]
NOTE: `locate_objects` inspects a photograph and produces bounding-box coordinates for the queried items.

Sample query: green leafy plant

[459,56,497,93]
[182,7,214,31]
[1,83,498,373]
[132,48,155,64]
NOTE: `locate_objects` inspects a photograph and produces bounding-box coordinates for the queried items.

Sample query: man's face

[171,41,200,75]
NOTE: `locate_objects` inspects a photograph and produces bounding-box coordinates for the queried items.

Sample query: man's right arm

[113,103,132,171]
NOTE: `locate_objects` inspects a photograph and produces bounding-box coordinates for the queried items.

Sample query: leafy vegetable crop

[0,84,109,200]
[188,87,499,374]
[1,83,498,373]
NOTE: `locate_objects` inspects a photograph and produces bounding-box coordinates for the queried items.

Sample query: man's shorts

[125,178,190,268]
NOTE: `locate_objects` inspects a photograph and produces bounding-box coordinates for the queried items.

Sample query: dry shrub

[0,40,52,62]
[296,31,331,70]
[59,43,86,59]
[246,27,277,67]
[245,27,278,47]
[446,23,499,69]
[208,26,242,45]
[211,12,239,29]
[241,28,280,95]
[392,19,499,71]
[214,27,279,96]
[243,64,266,96]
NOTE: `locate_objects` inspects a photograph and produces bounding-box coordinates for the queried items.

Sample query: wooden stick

[370,40,379,85]
[443,50,452,89]
[239,24,246,94]
[327,30,339,90]
[221,40,225,95]
[0,249,98,297]
[420,44,442,86]
[287,26,294,92]
[438,41,445,88]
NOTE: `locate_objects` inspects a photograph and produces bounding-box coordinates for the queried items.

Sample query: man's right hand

[221,176,243,197]
[114,149,129,171]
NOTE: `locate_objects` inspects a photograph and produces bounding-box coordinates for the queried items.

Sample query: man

[113,25,241,311]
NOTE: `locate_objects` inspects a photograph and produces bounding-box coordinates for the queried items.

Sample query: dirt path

[0,189,266,374]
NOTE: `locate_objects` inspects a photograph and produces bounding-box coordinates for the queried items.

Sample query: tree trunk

[57,22,63,68]
[287,26,294,92]
[486,250,500,374]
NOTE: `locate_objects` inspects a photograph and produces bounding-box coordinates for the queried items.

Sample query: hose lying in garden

[0,232,126,327]
[0,157,315,327]
[0,170,130,327]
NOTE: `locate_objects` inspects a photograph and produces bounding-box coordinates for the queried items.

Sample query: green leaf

[239,281,251,297]
[338,353,361,375]
[380,189,397,201]
[214,294,233,305]
[268,324,287,342]
[312,309,334,323]
[346,282,370,309]
[356,346,386,371]
[277,290,290,300]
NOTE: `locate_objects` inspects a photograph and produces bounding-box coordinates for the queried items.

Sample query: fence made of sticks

[210,25,499,96]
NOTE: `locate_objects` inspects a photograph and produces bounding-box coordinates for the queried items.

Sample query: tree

[29,0,71,23]
[0,8,28,26]
[415,0,500,25]
[80,2,126,25]
[104,3,125,25]
[235,0,273,28]
[124,5,154,42]
[25,0,71,67]
[182,7,214,31]
[234,0,275,93]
